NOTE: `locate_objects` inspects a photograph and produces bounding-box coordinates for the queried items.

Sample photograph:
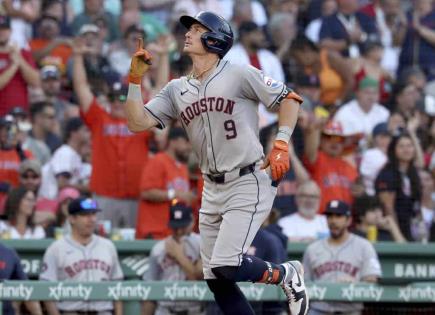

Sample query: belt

[206,163,256,184]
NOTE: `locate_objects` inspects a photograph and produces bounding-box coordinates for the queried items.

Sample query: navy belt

[207,163,256,184]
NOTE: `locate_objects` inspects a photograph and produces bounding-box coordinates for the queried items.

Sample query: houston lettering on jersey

[180,97,235,126]
[64,259,111,277]
[313,261,359,278]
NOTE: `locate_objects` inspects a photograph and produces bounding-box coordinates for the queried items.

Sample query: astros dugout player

[125,11,308,315]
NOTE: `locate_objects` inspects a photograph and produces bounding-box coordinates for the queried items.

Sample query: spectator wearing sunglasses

[303,120,359,213]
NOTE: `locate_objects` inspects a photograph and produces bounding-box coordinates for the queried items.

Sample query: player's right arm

[125,38,159,132]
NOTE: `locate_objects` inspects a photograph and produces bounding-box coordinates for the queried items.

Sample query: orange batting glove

[128,37,152,85]
[261,140,289,181]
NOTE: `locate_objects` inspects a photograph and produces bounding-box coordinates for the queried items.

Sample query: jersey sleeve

[302,247,314,281]
[10,248,28,280]
[144,82,177,129]
[109,242,124,280]
[80,98,105,132]
[39,244,59,281]
[375,168,396,193]
[240,65,299,110]
[142,245,162,281]
[360,241,382,279]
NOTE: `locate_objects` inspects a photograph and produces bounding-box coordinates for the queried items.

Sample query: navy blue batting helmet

[180,11,233,58]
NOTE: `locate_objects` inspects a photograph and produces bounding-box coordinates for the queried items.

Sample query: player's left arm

[262,97,301,181]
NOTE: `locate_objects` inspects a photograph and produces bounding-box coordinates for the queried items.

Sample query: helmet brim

[180,15,210,31]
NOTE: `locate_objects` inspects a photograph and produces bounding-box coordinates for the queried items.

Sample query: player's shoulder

[349,233,374,249]
[224,60,257,75]
[92,235,116,249]
[45,237,67,253]
[151,239,166,256]
[305,237,327,253]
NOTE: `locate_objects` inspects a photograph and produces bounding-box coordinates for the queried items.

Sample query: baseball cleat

[280,260,309,315]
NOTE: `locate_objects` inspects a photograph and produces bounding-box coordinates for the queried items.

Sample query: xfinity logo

[0,283,33,300]
[48,283,92,301]
[164,283,207,301]
[108,283,151,300]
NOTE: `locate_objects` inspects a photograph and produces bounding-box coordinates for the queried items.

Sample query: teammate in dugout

[125,11,308,315]
[40,197,124,315]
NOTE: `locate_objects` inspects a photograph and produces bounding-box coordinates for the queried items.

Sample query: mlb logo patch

[263,75,280,88]
[174,210,183,219]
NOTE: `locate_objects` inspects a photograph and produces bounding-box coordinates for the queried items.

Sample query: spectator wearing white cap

[360,122,391,195]
[333,76,390,138]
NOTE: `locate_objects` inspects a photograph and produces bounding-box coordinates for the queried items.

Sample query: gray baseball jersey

[144,60,291,174]
[303,234,382,313]
[40,234,123,312]
[143,233,203,313]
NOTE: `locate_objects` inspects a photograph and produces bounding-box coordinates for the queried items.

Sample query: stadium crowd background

[0,0,435,314]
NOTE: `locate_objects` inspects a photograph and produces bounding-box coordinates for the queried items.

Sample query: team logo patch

[263,75,280,88]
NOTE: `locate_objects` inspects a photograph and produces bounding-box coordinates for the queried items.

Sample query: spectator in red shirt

[0,15,40,116]
[303,119,359,213]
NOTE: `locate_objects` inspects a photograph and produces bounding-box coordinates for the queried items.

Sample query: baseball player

[39,197,124,315]
[125,11,308,315]
[303,200,382,315]
[142,202,203,315]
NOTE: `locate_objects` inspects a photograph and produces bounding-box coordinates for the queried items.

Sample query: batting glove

[262,140,289,181]
[128,37,152,85]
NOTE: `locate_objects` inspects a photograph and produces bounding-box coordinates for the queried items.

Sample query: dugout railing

[1,281,435,314]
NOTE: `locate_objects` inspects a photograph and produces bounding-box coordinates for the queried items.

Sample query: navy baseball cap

[169,202,193,228]
[324,200,351,216]
[68,197,101,215]
[372,122,390,137]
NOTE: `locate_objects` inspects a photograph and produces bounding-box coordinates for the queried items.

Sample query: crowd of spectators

[0,0,435,312]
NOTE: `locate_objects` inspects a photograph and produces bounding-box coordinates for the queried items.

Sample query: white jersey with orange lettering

[39,234,123,312]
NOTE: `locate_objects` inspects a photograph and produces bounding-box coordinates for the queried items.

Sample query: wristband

[127,83,143,102]
[167,188,176,201]
[275,126,293,144]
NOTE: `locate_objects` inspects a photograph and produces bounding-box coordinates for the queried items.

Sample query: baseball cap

[18,159,42,176]
[322,120,345,137]
[358,76,378,91]
[79,24,99,35]
[0,15,11,29]
[372,122,390,137]
[68,197,101,215]
[108,81,128,102]
[238,21,259,36]
[58,187,80,204]
[41,65,60,80]
[324,200,351,216]
[169,202,193,229]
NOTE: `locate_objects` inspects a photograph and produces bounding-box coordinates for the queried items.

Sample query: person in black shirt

[353,195,406,242]
[375,132,422,241]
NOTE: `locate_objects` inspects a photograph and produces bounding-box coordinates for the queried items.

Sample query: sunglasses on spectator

[323,135,345,143]
[298,193,320,199]
[108,94,127,102]
[21,173,40,179]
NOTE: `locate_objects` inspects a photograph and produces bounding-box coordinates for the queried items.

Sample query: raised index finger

[137,37,144,50]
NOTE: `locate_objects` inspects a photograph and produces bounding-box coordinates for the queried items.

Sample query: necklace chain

[189,59,219,80]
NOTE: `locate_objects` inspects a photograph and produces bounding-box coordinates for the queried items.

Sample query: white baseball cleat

[280,260,309,315]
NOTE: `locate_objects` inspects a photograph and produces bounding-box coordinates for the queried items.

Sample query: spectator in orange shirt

[72,38,152,228]
[29,15,73,70]
[136,127,194,239]
[303,120,358,213]
[0,15,40,116]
